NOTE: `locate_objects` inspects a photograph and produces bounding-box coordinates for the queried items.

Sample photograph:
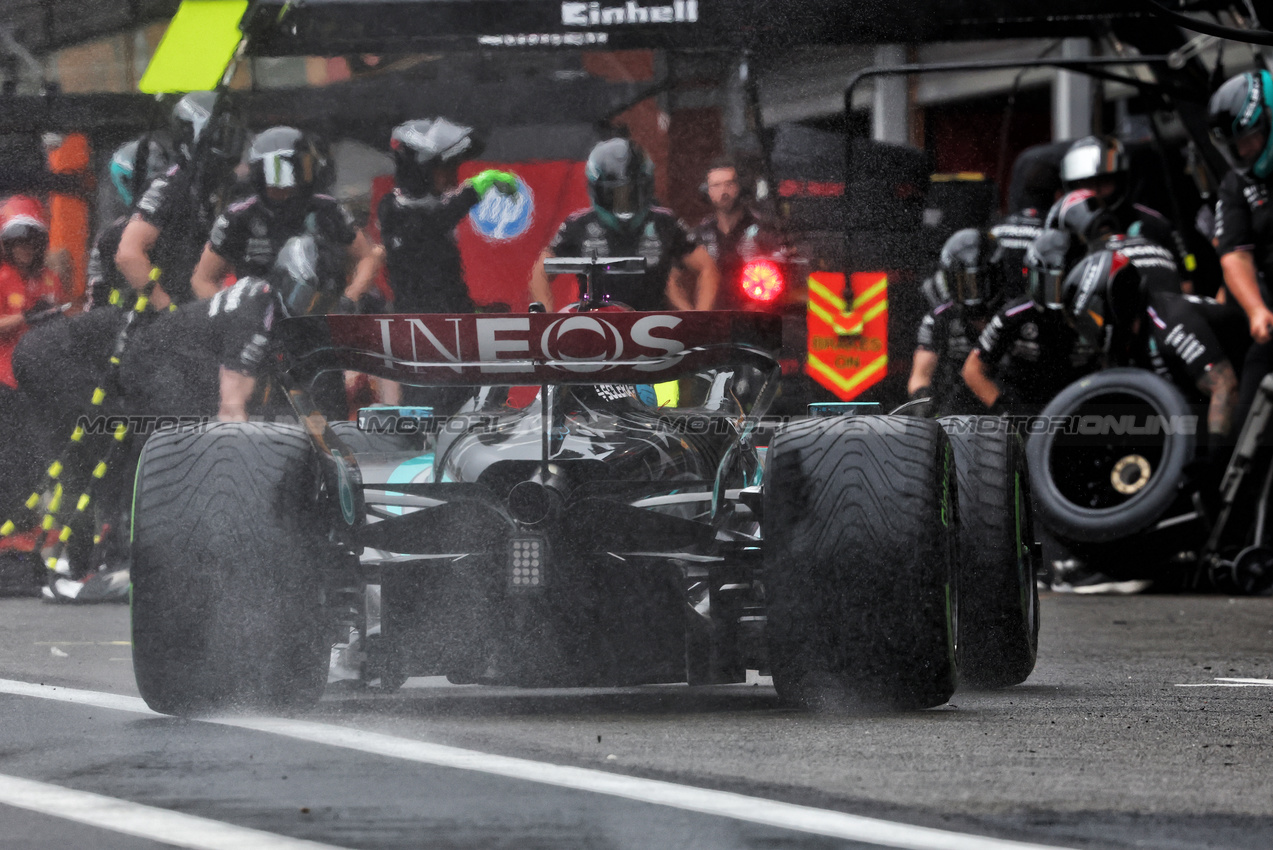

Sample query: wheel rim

[1047,391,1167,510]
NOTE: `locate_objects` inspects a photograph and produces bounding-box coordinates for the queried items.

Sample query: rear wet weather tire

[940,416,1038,688]
[764,416,958,711]
[131,422,332,715]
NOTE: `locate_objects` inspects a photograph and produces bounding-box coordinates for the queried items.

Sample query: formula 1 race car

[128,259,1038,715]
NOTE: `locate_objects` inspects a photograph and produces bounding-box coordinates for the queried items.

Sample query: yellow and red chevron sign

[805,271,888,400]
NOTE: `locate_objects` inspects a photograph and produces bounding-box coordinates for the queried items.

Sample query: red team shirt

[0,263,63,387]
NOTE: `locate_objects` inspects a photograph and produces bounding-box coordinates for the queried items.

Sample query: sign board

[805,271,888,401]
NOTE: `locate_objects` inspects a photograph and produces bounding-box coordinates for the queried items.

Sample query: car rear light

[740,259,784,302]
[509,537,547,589]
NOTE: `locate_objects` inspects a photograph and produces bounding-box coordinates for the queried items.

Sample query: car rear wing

[277,310,782,386]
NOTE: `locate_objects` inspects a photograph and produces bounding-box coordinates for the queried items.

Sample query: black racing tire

[940,416,1038,688]
[1027,368,1195,544]
[764,416,958,711]
[131,422,332,715]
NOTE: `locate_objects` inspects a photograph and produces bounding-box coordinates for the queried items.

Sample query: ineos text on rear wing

[277,310,781,386]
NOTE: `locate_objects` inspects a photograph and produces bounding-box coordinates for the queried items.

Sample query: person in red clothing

[0,197,64,387]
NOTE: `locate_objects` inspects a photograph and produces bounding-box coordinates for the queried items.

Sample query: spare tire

[1027,368,1195,544]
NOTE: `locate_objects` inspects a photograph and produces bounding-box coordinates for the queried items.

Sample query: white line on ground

[1175,677,1273,688]
[0,678,1073,850]
[0,773,349,850]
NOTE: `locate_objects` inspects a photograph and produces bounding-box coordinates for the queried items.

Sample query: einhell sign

[561,0,699,25]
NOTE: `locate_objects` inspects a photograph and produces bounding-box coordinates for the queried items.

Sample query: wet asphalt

[0,593,1269,850]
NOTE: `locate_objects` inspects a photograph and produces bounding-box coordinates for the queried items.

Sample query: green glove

[469,169,519,197]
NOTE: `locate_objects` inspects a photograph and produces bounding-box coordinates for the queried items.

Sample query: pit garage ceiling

[0,0,179,54]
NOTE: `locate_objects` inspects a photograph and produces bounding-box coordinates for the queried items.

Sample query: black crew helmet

[1046,189,1123,248]
[1209,71,1273,180]
[109,137,173,208]
[938,228,1004,314]
[248,127,323,203]
[272,234,347,318]
[390,118,482,197]
[1025,228,1084,311]
[1061,249,1143,346]
[1060,135,1130,210]
[921,272,951,310]
[585,138,656,232]
[171,91,215,163]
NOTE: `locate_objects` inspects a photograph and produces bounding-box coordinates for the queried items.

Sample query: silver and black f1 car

[129,260,1038,714]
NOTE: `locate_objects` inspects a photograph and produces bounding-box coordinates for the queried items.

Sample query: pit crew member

[1209,69,1273,421]
[990,205,1043,299]
[116,91,242,309]
[1064,249,1239,445]
[1058,134,1186,272]
[529,137,719,312]
[87,138,173,311]
[908,228,1004,417]
[963,228,1098,416]
[688,159,782,310]
[188,126,380,420]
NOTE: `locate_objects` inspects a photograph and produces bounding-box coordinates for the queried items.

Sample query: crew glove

[469,169,519,197]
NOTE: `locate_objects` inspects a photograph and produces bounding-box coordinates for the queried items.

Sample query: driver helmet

[110,137,173,208]
[585,137,655,232]
[1061,249,1143,346]
[271,234,347,318]
[1209,70,1273,180]
[248,127,324,207]
[389,118,483,197]
[1025,228,1083,311]
[1060,135,1130,210]
[1046,189,1123,248]
[938,228,1004,315]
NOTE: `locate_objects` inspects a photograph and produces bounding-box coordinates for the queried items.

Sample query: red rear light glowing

[741,259,784,302]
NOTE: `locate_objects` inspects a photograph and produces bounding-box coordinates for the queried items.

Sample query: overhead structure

[236,0,1157,55]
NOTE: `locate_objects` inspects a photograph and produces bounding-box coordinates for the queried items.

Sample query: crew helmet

[272,234,347,318]
[938,228,1004,313]
[585,137,655,232]
[171,91,247,170]
[109,137,173,208]
[1061,249,1143,344]
[1209,70,1273,180]
[1025,228,1083,311]
[0,196,48,271]
[389,118,482,197]
[248,127,323,202]
[1060,135,1131,209]
[1046,190,1123,247]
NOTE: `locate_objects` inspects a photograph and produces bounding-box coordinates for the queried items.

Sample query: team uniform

[0,264,62,387]
[1119,292,1232,404]
[133,163,218,305]
[1215,168,1273,413]
[550,208,695,311]
[690,209,781,310]
[990,207,1043,299]
[914,301,980,416]
[208,194,357,279]
[378,185,481,313]
[975,296,1100,414]
[85,217,130,311]
[1104,233,1181,295]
